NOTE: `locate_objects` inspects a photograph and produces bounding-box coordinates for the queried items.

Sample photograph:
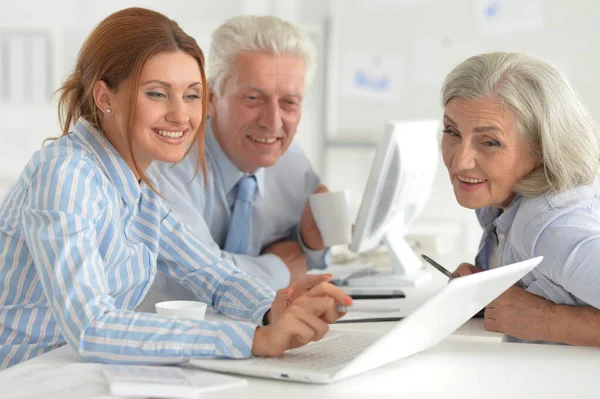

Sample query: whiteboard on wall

[326,0,600,141]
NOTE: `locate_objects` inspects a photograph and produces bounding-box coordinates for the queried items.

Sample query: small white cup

[155,300,208,320]
[309,190,353,247]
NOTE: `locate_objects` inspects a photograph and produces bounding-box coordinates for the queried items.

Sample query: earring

[105,108,112,114]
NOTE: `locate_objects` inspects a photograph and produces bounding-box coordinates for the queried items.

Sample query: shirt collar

[72,118,142,205]
[494,195,522,232]
[205,120,266,197]
[476,194,523,234]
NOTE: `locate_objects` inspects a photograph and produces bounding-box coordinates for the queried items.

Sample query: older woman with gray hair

[441,51,600,346]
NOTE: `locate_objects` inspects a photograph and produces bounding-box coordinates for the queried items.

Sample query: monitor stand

[345,234,431,288]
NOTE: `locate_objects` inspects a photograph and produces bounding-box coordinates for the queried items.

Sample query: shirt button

[498,233,505,240]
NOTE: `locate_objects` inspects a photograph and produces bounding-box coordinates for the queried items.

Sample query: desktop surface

[2,270,597,399]
[2,319,599,399]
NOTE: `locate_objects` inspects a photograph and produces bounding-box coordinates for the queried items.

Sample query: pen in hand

[421,254,486,318]
[420,254,459,280]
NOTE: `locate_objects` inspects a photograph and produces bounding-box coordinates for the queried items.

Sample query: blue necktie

[224,175,257,255]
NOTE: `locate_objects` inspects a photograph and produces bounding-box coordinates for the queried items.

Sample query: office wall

[0,0,243,195]
[0,0,325,197]
[320,0,600,267]
[2,0,599,269]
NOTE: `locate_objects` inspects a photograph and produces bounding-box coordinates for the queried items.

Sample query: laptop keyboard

[248,331,380,371]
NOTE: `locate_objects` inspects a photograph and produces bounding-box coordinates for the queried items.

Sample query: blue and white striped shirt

[0,119,274,369]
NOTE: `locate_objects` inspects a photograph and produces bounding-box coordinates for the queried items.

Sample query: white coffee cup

[155,300,208,320]
[309,190,353,247]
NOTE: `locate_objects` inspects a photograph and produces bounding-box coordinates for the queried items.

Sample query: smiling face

[208,52,306,173]
[102,50,204,176]
[442,96,538,209]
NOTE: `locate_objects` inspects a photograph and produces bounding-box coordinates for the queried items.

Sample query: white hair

[207,15,317,97]
[441,52,600,196]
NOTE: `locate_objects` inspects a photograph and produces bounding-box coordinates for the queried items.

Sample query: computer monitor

[347,120,440,287]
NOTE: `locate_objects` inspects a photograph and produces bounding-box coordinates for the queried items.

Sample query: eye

[442,128,459,137]
[185,94,201,100]
[146,91,166,99]
[483,140,501,148]
[240,93,263,105]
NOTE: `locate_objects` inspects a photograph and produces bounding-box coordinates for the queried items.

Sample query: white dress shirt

[139,122,328,310]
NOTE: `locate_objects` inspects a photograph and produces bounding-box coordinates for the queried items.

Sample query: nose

[258,100,283,132]
[166,98,189,125]
[452,141,477,171]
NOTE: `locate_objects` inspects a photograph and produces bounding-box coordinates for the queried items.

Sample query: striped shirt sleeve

[20,156,264,364]
[156,200,274,325]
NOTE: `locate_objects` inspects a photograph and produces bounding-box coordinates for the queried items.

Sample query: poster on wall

[476,0,545,35]
[339,52,404,105]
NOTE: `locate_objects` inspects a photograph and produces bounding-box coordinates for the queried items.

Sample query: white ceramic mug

[155,300,208,320]
[309,190,353,247]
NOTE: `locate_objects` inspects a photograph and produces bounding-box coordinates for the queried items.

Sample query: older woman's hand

[483,285,554,341]
[453,262,483,277]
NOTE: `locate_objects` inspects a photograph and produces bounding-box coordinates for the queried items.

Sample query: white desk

[2,318,599,399]
[1,270,598,399]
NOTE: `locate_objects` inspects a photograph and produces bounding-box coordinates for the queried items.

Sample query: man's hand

[300,184,329,251]
[252,275,353,357]
[453,262,483,277]
[483,285,554,341]
[262,240,307,283]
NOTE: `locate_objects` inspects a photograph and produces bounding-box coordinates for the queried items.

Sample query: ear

[531,143,544,169]
[535,157,544,169]
[207,87,217,118]
[93,80,114,114]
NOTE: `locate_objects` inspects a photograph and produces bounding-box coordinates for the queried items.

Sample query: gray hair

[207,15,317,97]
[441,52,600,196]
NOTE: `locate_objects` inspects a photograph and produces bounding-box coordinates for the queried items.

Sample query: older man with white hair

[138,15,329,310]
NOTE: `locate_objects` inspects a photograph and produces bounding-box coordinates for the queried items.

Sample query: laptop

[189,256,542,384]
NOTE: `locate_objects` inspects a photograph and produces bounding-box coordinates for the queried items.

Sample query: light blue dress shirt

[140,122,327,310]
[475,178,600,309]
[0,119,274,370]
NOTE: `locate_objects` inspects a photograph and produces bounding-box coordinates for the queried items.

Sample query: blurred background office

[1,0,599,269]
